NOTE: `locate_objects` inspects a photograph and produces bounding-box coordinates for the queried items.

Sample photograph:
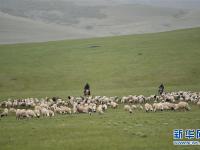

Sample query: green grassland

[0,27,200,98]
[0,105,200,150]
[0,28,200,150]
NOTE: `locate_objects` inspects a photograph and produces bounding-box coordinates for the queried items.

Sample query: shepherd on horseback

[158,83,164,95]
[84,83,91,96]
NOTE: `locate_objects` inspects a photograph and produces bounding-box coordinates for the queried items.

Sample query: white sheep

[50,104,57,112]
[16,109,29,119]
[75,104,88,113]
[175,102,190,111]
[153,103,163,112]
[97,105,104,114]
[162,103,170,110]
[55,107,62,114]
[6,101,12,108]
[121,96,128,103]
[60,106,71,114]
[48,110,55,117]
[40,103,49,109]
[35,106,42,111]
[0,108,9,117]
[72,102,78,114]
[41,108,50,117]
[162,102,175,110]
[144,103,153,112]
[12,100,18,108]
[131,105,137,110]
[124,105,133,113]
[34,109,40,118]
[124,105,131,111]
[110,101,118,109]
[65,107,72,114]
[102,104,108,111]
[26,110,36,118]
[9,108,16,113]
[137,104,143,110]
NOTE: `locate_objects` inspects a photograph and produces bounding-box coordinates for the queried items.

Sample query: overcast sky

[1,0,200,9]
[62,0,200,9]
[125,0,200,9]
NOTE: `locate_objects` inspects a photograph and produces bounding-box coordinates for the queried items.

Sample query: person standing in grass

[84,83,91,96]
[158,83,164,95]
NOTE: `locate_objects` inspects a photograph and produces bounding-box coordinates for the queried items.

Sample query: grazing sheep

[60,106,71,114]
[9,108,16,113]
[40,103,49,109]
[124,105,133,113]
[12,100,18,108]
[1,92,199,120]
[102,104,108,111]
[72,102,78,114]
[124,105,131,111]
[132,96,138,103]
[153,103,163,112]
[175,102,191,111]
[144,103,153,112]
[48,110,55,117]
[55,107,62,114]
[41,108,50,117]
[137,104,143,110]
[60,106,67,114]
[76,104,89,113]
[34,109,40,118]
[131,105,137,110]
[162,103,170,110]
[163,102,175,110]
[26,110,36,118]
[138,95,145,104]
[110,101,118,109]
[16,109,29,119]
[0,108,9,118]
[97,105,104,114]
[5,101,12,108]
[16,109,21,119]
[87,103,96,113]
[35,106,42,111]
[121,96,129,103]
[65,107,72,114]
[50,104,57,112]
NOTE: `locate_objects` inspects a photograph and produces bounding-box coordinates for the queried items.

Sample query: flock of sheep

[0,91,200,120]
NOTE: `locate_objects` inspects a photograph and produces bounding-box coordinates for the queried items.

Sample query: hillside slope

[0,27,200,98]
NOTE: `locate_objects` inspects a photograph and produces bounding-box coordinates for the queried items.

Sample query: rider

[158,83,164,95]
[84,83,91,96]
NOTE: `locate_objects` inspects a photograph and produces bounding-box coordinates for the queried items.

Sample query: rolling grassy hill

[1,28,200,150]
[0,27,200,98]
